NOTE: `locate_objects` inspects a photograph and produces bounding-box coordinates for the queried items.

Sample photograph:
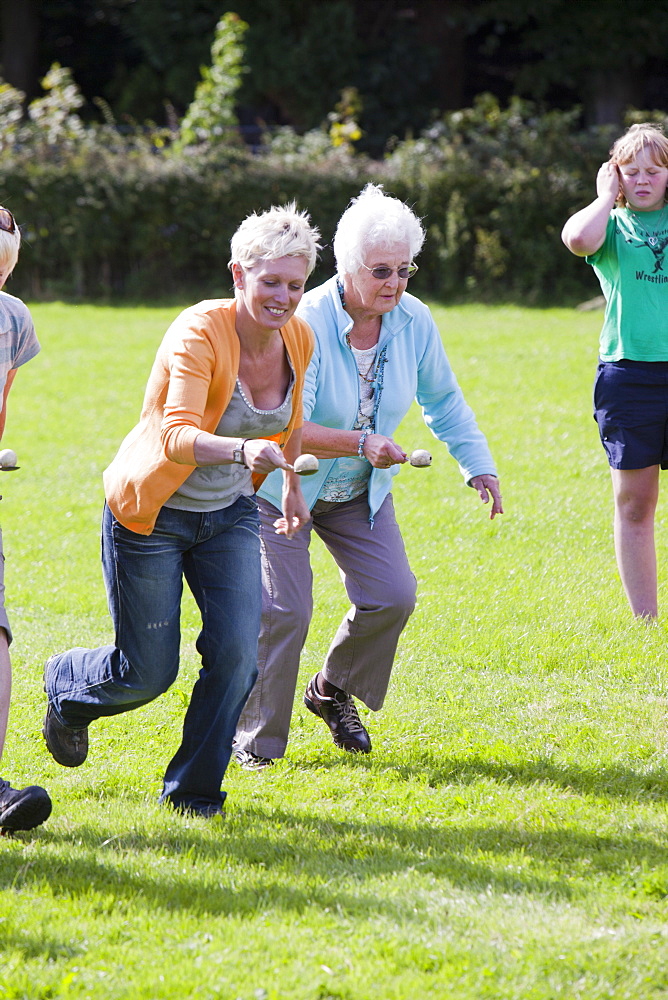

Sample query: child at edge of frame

[562,122,668,622]
[0,204,52,834]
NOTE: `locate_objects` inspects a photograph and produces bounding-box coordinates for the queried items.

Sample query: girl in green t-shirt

[562,122,668,620]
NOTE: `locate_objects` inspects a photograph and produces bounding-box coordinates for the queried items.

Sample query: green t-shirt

[587,206,668,361]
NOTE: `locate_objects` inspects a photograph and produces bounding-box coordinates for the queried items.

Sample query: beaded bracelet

[357,428,373,459]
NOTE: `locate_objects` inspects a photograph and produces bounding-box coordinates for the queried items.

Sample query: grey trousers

[235,491,417,759]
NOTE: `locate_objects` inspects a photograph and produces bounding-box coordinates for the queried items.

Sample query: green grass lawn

[2,300,668,999]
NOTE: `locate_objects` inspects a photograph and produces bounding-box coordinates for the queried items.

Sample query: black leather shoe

[234,748,275,771]
[0,778,52,832]
[43,704,88,767]
[304,674,371,753]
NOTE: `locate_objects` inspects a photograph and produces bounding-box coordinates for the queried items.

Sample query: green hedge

[3,150,371,302]
[382,97,617,304]
[0,97,622,305]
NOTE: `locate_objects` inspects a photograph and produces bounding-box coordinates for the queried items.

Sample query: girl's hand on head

[596,161,621,204]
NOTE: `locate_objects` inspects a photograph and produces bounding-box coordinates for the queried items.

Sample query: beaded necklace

[337,276,389,429]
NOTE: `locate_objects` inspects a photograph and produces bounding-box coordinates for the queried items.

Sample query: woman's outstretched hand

[469,474,503,519]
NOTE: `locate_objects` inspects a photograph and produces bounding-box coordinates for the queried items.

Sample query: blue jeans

[45,498,262,814]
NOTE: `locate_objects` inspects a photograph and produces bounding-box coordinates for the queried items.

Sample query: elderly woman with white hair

[235,184,502,769]
[43,203,319,817]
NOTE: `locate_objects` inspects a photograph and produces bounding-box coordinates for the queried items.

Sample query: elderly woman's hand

[362,433,407,469]
[469,474,503,519]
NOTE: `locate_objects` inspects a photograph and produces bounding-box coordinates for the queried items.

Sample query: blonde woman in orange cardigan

[43,204,319,818]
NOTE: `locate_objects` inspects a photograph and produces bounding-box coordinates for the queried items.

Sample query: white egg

[293,453,319,475]
[409,449,432,467]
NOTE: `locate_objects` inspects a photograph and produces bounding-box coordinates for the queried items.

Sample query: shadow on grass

[300,751,668,803]
[1,799,666,929]
[1,750,666,960]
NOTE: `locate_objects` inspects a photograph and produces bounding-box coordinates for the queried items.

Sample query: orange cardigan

[104,298,313,534]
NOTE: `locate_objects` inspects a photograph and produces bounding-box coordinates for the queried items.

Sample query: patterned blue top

[0,290,40,394]
[259,276,496,524]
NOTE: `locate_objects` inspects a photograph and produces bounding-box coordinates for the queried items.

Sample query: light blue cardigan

[258,276,497,523]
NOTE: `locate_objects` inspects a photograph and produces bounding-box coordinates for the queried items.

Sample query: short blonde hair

[229,202,321,275]
[611,123,668,207]
[0,207,21,277]
[333,183,425,276]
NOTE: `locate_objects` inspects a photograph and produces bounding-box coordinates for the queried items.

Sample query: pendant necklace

[629,205,668,246]
[347,334,378,384]
[337,276,390,406]
[358,358,376,384]
[338,278,377,381]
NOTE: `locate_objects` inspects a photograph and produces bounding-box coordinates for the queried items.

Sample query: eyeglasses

[361,262,419,280]
[0,208,16,235]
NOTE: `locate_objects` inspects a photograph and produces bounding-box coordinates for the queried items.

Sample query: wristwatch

[232,439,248,467]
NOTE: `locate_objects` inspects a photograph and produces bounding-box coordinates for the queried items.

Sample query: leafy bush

[383,94,617,303]
[0,74,635,304]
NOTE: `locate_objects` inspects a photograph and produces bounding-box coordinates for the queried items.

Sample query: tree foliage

[177,11,248,150]
[0,56,616,306]
[473,0,668,123]
[7,0,668,155]
[0,3,665,305]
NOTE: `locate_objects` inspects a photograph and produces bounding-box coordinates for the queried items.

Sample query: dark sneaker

[0,778,52,832]
[304,674,371,753]
[172,801,225,819]
[42,704,88,767]
[234,748,275,771]
[194,804,224,819]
